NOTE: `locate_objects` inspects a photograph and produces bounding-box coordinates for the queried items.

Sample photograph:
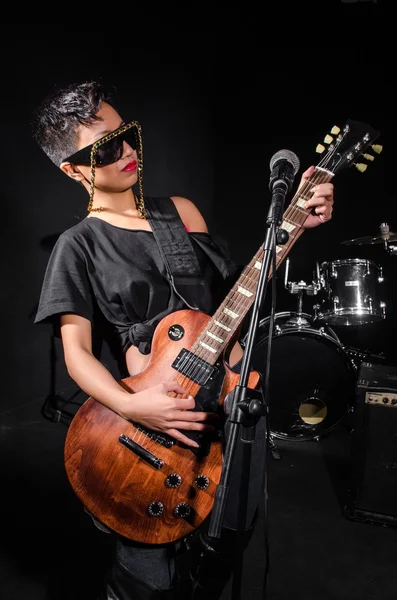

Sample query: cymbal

[342,232,397,245]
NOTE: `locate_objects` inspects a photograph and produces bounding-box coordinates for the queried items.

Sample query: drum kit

[246,223,397,443]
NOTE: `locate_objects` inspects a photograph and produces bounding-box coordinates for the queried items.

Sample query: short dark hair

[31,80,114,166]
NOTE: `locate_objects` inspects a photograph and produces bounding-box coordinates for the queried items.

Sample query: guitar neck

[190,167,334,365]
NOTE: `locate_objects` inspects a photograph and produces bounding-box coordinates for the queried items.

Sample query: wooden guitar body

[64,309,261,544]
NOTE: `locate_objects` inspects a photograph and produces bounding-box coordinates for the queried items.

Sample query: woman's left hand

[298,165,334,229]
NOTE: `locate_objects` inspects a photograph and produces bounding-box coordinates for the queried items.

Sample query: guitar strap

[144,196,206,311]
[144,196,227,456]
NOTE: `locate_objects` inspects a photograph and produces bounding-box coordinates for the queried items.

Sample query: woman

[32,80,334,599]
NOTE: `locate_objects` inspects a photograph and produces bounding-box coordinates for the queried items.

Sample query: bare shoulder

[170,196,208,233]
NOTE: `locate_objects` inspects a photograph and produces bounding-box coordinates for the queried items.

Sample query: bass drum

[246,312,357,441]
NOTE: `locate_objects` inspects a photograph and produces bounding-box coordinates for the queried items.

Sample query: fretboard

[190,167,334,365]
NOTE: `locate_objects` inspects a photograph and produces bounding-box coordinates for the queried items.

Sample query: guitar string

[132,164,335,448]
[132,130,360,448]
[169,168,331,395]
[171,169,330,397]
[130,169,331,450]
[143,135,347,445]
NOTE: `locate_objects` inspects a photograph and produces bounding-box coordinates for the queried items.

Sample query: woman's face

[63,102,139,193]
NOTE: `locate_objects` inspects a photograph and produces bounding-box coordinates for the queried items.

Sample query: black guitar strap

[144,196,206,311]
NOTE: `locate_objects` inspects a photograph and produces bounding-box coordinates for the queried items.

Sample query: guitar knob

[147,502,164,517]
[173,503,191,519]
[355,163,368,173]
[194,475,210,490]
[165,473,182,488]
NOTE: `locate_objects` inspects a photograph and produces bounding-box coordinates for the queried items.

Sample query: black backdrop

[1,15,395,422]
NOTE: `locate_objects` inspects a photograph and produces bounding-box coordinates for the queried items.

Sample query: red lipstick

[122,160,137,172]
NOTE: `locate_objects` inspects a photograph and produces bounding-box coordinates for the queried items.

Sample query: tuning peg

[363,153,375,161]
[355,163,368,173]
[330,126,340,135]
[316,144,326,153]
[371,144,383,154]
[324,135,333,144]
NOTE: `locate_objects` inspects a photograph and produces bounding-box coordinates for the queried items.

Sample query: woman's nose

[122,140,135,158]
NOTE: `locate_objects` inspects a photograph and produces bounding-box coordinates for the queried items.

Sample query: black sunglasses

[62,121,139,167]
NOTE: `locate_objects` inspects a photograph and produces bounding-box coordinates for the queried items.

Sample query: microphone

[267,149,300,226]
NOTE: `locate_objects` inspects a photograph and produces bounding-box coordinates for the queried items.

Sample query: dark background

[2,14,394,418]
[2,8,397,599]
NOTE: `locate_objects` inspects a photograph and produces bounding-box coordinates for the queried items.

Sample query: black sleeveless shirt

[34,196,236,361]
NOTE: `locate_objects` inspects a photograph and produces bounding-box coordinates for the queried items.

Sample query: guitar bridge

[133,424,174,448]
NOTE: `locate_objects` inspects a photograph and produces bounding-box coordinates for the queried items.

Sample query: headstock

[315,119,382,175]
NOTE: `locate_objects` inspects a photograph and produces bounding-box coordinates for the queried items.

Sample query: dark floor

[1,391,396,600]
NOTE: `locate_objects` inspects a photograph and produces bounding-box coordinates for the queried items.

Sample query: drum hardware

[314,258,386,326]
[283,257,321,327]
[342,222,397,256]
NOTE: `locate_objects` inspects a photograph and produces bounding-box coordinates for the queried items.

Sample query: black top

[34,197,236,361]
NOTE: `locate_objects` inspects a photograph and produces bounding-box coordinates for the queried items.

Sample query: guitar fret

[288,208,308,223]
[298,185,316,199]
[213,319,231,332]
[235,283,255,300]
[206,331,224,343]
[298,192,314,202]
[296,197,307,208]
[281,220,296,232]
[239,273,254,288]
[223,307,239,319]
[237,285,254,298]
[284,224,296,233]
[199,341,217,353]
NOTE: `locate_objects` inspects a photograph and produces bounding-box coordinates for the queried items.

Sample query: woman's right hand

[120,382,217,448]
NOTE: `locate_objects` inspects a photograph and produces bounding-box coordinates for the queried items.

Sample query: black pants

[99,415,267,600]
[101,522,256,600]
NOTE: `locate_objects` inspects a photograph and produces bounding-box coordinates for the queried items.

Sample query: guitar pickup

[119,434,164,470]
[172,348,217,386]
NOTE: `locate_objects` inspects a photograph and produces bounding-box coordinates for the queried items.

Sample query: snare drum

[316,258,386,326]
[246,312,357,441]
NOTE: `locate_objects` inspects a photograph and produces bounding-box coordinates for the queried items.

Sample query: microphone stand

[206,190,290,600]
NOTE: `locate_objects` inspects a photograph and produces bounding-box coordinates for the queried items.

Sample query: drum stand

[385,241,397,256]
[380,223,397,256]
[283,257,321,326]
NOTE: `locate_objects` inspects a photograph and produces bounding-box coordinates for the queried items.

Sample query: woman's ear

[60,162,85,182]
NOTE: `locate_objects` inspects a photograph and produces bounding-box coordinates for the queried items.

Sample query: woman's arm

[60,314,132,412]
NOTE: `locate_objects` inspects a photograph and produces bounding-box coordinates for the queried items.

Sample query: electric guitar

[64,120,381,544]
